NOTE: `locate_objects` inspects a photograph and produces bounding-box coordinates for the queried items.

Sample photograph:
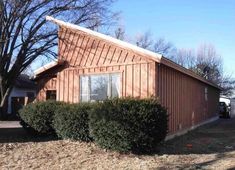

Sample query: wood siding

[36,76,57,101]
[157,64,220,134]
[36,25,220,136]
[56,27,156,102]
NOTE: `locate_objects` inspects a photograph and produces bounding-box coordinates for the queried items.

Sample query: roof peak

[46,16,162,62]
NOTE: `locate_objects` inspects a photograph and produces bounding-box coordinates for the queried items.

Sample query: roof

[45,16,221,90]
[33,59,65,80]
[46,16,162,62]
[161,57,221,89]
[34,59,59,76]
[15,74,36,89]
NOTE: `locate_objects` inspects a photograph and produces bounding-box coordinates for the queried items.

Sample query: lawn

[0,118,235,170]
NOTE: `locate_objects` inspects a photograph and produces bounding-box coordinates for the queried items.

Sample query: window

[46,90,56,100]
[80,73,120,102]
[205,87,208,101]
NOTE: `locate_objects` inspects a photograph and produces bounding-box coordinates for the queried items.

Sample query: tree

[0,0,116,116]
[134,30,234,96]
[153,38,176,59]
[174,44,235,97]
[194,44,223,83]
[114,27,125,40]
[134,31,234,96]
[135,31,153,50]
[219,73,235,97]
[135,31,175,57]
[173,48,196,69]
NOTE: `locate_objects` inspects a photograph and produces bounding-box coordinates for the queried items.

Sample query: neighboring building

[219,96,231,118]
[220,96,230,104]
[7,74,36,115]
[230,98,235,118]
[34,17,221,136]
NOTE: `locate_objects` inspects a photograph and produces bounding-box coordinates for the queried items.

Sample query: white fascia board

[34,59,58,76]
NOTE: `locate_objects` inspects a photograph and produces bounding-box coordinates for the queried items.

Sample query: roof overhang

[161,57,222,90]
[33,59,64,79]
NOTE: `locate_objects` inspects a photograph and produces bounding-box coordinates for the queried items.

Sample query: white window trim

[80,73,120,102]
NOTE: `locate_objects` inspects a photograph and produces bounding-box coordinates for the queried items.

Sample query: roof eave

[33,59,64,79]
[161,57,222,90]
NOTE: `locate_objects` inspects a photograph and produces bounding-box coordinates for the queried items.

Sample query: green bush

[53,103,92,142]
[89,98,168,153]
[19,100,63,135]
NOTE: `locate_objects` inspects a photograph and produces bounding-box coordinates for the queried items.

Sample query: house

[7,74,36,116]
[34,16,221,137]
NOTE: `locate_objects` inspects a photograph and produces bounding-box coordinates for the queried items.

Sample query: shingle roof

[15,74,36,89]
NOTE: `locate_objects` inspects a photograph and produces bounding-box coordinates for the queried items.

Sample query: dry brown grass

[0,118,235,170]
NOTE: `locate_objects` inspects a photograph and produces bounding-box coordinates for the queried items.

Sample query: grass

[0,118,235,169]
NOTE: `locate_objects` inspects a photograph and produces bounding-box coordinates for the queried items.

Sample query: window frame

[46,90,57,100]
[79,72,121,102]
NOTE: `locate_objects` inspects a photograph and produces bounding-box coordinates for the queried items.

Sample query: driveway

[0,121,31,144]
[0,121,21,128]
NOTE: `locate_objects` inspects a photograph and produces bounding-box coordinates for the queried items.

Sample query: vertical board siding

[57,62,155,102]
[57,28,156,103]
[133,64,140,97]
[36,77,57,101]
[58,28,153,66]
[37,26,221,137]
[157,64,220,134]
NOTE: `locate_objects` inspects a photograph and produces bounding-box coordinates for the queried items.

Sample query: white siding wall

[231,99,235,118]
[7,87,36,114]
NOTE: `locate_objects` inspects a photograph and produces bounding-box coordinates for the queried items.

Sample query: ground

[0,118,235,170]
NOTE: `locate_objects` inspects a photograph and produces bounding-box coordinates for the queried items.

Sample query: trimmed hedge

[89,98,168,153]
[19,100,63,135]
[53,103,92,142]
[19,97,168,153]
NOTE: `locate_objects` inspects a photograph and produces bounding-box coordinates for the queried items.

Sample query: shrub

[19,100,63,135]
[89,98,168,153]
[53,103,92,142]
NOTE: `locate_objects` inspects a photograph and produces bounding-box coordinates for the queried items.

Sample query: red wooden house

[34,16,220,138]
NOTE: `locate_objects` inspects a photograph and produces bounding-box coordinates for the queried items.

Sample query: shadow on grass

[158,117,235,155]
[1,118,235,155]
[0,127,58,144]
[150,118,235,169]
[156,151,235,170]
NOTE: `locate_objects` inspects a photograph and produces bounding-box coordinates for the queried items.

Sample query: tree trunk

[0,79,11,119]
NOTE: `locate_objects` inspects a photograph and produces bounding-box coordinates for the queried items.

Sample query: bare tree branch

[173,44,235,97]
[0,0,117,115]
[135,31,153,50]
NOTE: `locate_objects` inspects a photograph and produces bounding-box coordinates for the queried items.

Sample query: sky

[112,0,235,76]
